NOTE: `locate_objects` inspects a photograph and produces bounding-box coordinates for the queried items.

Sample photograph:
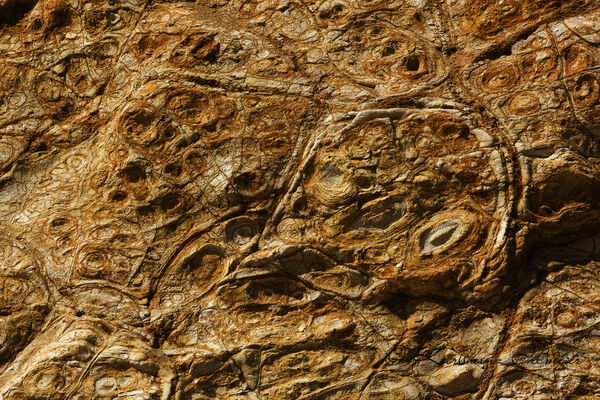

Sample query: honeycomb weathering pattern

[0,0,600,398]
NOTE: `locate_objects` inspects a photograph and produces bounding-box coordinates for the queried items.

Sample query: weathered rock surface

[1,0,600,398]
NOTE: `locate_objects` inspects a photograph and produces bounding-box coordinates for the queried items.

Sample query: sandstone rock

[428,363,483,395]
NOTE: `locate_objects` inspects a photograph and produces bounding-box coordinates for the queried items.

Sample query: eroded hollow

[183,246,225,287]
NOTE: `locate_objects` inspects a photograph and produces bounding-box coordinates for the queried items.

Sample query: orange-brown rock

[1,0,600,399]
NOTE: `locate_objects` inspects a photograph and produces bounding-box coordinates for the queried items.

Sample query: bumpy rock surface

[1,0,600,399]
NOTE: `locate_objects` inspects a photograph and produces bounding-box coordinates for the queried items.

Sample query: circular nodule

[512,378,536,395]
[306,160,357,208]
[95,376,117,394]
[181,244,226,290]
[420,220,460,252]
[571,74,600,107]
[232,170,270,198]
[554,311,576,328]
[415,211,474,256]
[119,103,165,147]
[327,21,445,94]
[478,61,520,93]
[224,217,259,245]
[505,91,541,116]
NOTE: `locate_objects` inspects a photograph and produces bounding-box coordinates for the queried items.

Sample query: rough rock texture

[1,0,600,399]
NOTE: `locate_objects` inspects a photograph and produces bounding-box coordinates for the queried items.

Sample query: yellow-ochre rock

[428,364,483,395]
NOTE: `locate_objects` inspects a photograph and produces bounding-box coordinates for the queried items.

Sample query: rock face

[0,0,600,399]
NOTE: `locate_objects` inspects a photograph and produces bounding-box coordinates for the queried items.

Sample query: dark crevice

[474,24,543,62]
[405,55,420,71]
[0,0,39,27]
